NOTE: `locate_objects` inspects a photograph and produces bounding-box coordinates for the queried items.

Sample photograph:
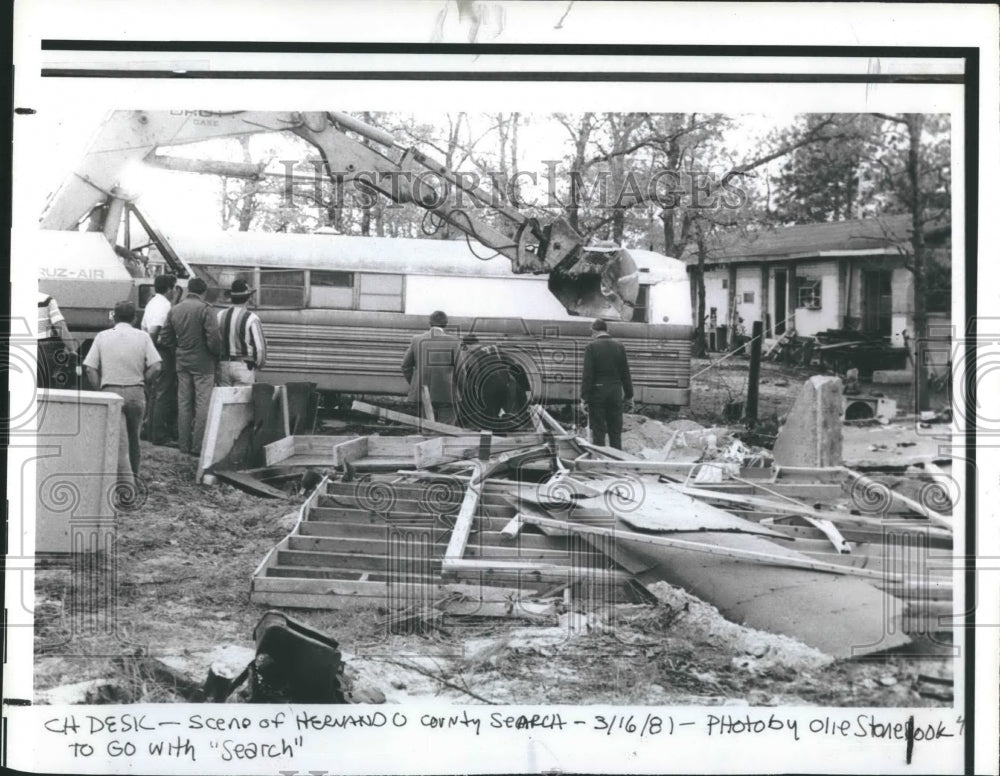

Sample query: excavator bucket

[547,246,640,321]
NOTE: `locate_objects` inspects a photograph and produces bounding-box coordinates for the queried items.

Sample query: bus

[159,231,693,408]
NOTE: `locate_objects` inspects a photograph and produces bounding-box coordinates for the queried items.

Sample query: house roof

[682,214,949,266]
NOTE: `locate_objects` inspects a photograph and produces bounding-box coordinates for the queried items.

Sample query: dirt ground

[32,359,954,706]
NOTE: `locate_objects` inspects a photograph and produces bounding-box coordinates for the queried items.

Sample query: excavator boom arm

[41,110,638,318]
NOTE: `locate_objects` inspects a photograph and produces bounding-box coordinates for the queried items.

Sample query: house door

[862,270,893,336]
[774,270,787,335]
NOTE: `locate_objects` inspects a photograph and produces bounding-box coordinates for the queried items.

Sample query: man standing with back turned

[159,277,221,456]
[401,310,461,425]
[216,279,267,386]
[581,318,633,450]
[83,301,161,484]
[141,273,178,445]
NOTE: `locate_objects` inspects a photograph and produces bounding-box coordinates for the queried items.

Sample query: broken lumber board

[263,434,355,466]
[572,438,636,461]
[213,469,291,499]
[802,516,851,554]
[574,459,696,475]
[352,400,468,436]
[533,405,568,435]
[500,513,525,540]
[759,518,953,548]
[420,386,436,422]
[331,436,369,466]
[677,485,948,537]
[844,468,953,531]
[773,465,851,483]
[414,437,447,468]
[443,557,630,584]
[443,461,485,563]
[264,435,296,466]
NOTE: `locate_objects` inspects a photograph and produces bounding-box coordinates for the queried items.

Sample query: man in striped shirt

[216,279,267,386]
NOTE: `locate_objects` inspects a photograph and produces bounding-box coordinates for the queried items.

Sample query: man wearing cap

[141,274,179,444]
[83,301,161,484]
[581,318,634,450]
[158,278,221,456]
[401,310,461,425]
[216,279,267,386]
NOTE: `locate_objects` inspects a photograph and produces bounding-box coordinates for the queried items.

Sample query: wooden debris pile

[249,401,954,660]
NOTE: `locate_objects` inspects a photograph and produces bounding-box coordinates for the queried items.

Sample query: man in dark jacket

[581,318,633,450]
[401,310,461,425]
[158,278,221,455]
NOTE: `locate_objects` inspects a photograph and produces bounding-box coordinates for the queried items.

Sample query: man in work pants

[581,318,634,450]
[141,274,179,444]
[83,301,161,485]
[401,310,461,425]
[37,290,79,389]
[159,278,221,456]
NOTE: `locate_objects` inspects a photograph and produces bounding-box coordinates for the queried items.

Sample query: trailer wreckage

[188,380,952,666]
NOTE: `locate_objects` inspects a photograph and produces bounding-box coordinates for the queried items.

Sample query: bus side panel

[255,310,691,407]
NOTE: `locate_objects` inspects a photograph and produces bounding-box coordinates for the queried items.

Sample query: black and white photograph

[4,2,999,774]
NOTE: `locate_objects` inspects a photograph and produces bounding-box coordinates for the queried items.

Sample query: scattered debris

[241,397,951,662]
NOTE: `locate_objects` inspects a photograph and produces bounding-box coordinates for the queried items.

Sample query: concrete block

[773,376,843,467]
[872,369,913,385]
[36,389,122,553]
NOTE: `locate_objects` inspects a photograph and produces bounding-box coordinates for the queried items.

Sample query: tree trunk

[235,136,257,232]
[692,226,709,358]
[906,114,931,411]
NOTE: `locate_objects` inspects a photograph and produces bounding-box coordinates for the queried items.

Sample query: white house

[684,215,951,355]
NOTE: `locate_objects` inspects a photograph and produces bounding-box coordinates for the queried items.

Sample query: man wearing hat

[158,277,221,455]
[580,318,634,450]
[83,301,162,484]
[216,279,267,386]
[401,310,461,425]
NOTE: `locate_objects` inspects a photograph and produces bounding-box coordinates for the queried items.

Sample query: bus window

[310,270,354,309]
[191,264,254,304]
[259,269,306,307]
[358,273,404,312]
[631,285,650,323]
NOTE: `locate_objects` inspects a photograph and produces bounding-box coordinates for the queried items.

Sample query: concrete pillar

[773,375,843,467]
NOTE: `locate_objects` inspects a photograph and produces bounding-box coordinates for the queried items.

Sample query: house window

[721,278,728,289]
[310,270,354,309]
[259,269,306,307]
[742,291,755,304]
[796,278,822,310]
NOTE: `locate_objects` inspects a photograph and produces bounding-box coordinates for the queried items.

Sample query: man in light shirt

[216,279,267,386]
[141,274,178,444]
[83,301,162,485]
